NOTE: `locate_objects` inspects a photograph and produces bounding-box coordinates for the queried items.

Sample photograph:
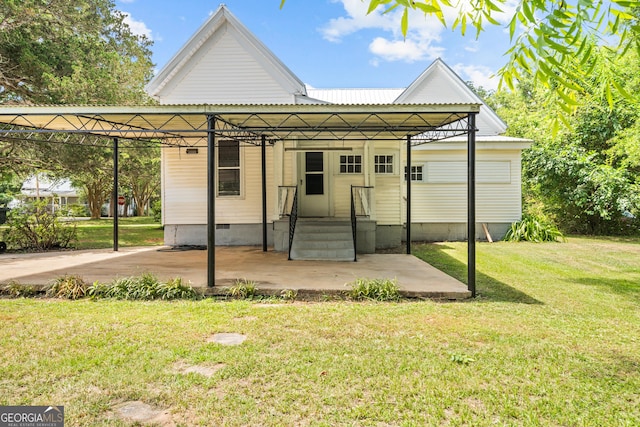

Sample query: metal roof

[0,103,480,146]
[306,88,404,105]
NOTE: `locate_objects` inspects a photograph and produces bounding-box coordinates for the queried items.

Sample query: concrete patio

[0,246,471,299]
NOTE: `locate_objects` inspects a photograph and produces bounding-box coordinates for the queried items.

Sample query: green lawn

[1,237,639,426]
[74,216,164,249]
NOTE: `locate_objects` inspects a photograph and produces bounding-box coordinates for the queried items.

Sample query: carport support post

[467,113,477,297]
[207,115,216,287]
[261,134,267,252]
[406,135,412,255]
[113,137,119,252]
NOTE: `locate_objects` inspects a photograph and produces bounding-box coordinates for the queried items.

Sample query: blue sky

[116,0,514,90]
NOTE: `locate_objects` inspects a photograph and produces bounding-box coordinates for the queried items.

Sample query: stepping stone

[207,333,247,345]
[113,401,173,425]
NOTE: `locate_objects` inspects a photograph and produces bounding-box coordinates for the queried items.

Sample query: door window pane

[306,174,323,195]
[306,152,323,172]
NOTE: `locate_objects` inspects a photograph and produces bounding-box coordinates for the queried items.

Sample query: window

[374,155,394,174]
[218,140,240,196]
[404,165,424,181]
[339,155,362,174]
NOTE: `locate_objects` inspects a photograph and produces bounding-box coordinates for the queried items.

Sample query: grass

[73,216,164,249]
[0,236,639,425]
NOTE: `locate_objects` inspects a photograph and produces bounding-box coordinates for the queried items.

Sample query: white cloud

[122,12,153,40]
[453,63,498,91]
[320,0,445,63]
[369,37,444,63]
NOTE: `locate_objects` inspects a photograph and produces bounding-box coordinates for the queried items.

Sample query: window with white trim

[404,165,424,181]
[339,155,362,174]
[374,155,394,174]
[218,140,241,196]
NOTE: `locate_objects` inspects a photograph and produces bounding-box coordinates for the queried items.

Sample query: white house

[146,5,531,259]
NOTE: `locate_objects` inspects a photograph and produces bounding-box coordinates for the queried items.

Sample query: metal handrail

[350,186,374,262]
[350,186,357,262]
[287,186,298,260]
[278,185,297,218]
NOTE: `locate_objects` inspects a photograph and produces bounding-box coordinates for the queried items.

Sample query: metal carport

[0,103,480,296]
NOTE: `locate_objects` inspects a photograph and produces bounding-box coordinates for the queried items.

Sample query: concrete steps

[290,218,355,261]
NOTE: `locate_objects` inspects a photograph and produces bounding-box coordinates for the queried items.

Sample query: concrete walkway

[0,246,471,299]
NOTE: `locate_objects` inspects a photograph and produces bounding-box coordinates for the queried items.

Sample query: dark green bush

[151,200,162,223]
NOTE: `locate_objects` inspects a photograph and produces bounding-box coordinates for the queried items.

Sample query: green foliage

[525,143,640,234]
[2,201,78,251]
[0,172,21,208]
[48,275,88,300]
[227,279,258,299]
[151,199,162,223]
[352,0,640,117]
[280,289,298,301]
[87,274,198,300]
[120,146,161,217]
[504,216,565,243]
[1,282,38,298]
[66,204,90,217]
[347,278,401,301]
[157,277,199,300]
[450,353,475,365]
[0,0,154,104]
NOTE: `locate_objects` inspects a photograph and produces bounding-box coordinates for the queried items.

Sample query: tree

[1,0,157,220]
[119,145,161,216]
[281,0,640,115]
[0,0,153,104]
[490,49,640,234]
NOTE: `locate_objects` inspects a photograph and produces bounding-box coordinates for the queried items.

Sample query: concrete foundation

[375,225,403,249]
[166,221,511,249]
[164,224,273,246]
[404,223,511,242]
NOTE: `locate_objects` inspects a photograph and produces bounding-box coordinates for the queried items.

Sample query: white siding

[375,176,402,224]
[424,161,511,184]
[372,141,403,224]
[162,145,276,225]
[396,63,505,136]
[158,25,294,104]
[403,149,522,223]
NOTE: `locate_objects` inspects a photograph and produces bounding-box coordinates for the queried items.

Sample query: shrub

[107,273,161,300]
[347,278,401,301]
[504,216,565,242]
[66,203,89,217]
[3,201,77,251]
[48,275,88,300]
[280,289,298,301]
[158,277,199,300]
[88,274,198,300]
[151,200,162,223]
[227,279,258,299]
[1,281,38,298]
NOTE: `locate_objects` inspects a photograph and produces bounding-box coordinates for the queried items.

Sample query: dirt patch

[173,361,225,378]
[207,332,247,345]
[112,401,174,426]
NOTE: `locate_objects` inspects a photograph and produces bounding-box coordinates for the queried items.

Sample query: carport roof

[0,103,480,146]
